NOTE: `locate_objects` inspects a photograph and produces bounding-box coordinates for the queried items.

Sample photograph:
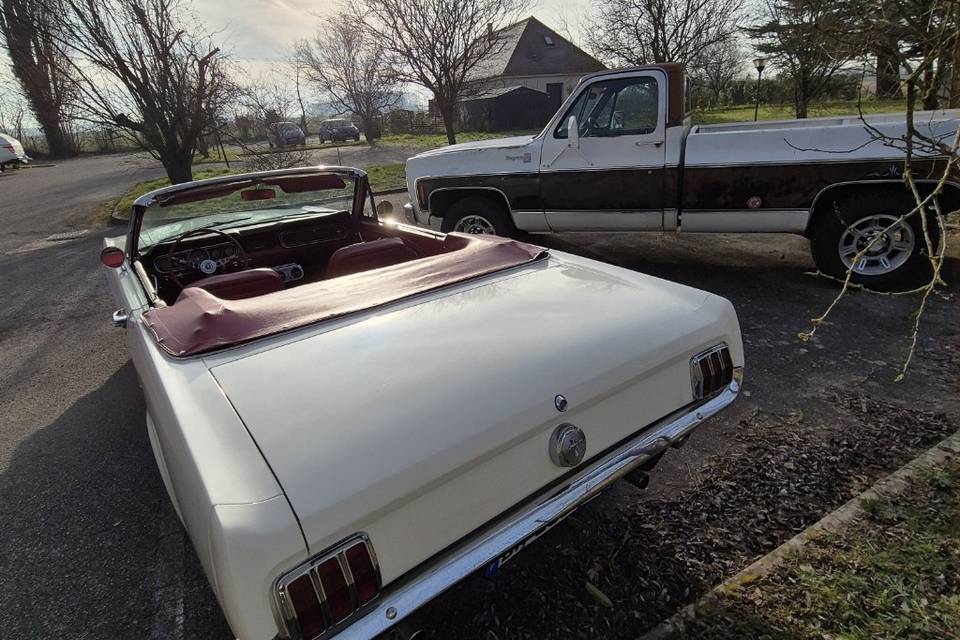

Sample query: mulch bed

[405,386,957,639]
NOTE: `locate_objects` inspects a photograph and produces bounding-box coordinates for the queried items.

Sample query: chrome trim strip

[683,156,949,169]
[340,379,741,639]
[546,209,663,231]
[679,209,810,233]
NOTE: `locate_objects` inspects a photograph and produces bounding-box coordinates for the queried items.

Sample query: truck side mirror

[567,115,579,149]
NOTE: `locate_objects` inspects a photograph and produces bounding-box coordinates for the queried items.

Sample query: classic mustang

[100,166,743,640]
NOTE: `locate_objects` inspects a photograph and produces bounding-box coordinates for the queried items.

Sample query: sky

[193,0,593,63]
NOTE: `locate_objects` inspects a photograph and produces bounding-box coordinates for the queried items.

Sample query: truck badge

[549,423,586,467]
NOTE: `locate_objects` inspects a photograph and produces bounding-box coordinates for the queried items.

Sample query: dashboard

[154,242,240,274]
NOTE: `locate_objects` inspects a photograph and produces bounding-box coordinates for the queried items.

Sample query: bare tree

[49,0,230,183]
[586,0,744,68]
[296,8,400,143]
[359,0,528,145]
[237,73,298,141]
[691,38,745,106]
[0,0,75,156]
[0,80,27,138]
[800,0,960,379]
[749,0,858,118]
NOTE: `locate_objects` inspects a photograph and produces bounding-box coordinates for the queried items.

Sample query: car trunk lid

[207,255,740,584]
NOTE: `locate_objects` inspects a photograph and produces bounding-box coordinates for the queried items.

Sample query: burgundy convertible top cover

[142,234,547,357]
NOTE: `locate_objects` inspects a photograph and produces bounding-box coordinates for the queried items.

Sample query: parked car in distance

[269,122,306,147]
[318,118,360,143]
[99,166,743,640]
[0,133,30,171]
[404,63,960,290]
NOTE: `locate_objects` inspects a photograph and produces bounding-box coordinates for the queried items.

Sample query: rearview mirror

[567,115,579,149]
[241,187,276,201]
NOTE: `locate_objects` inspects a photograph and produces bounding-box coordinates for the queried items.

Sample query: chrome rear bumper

[326,377,740,639]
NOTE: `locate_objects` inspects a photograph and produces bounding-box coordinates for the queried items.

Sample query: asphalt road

[1,158,957,639]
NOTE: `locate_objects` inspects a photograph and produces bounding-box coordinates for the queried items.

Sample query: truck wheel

[441,196,514,237]
[810,191,939,291]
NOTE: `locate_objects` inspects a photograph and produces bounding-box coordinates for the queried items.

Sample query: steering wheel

[166,227,249,290]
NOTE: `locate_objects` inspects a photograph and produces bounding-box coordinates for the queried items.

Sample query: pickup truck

[404,63,960,290]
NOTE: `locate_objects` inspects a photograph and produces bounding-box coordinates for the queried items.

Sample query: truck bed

[685,110,960,167]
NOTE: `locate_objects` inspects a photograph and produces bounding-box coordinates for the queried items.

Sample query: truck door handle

[636,140,664,148]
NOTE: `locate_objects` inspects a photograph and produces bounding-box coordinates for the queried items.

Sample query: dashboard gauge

[189,249,207,264]
[199,259,218,275]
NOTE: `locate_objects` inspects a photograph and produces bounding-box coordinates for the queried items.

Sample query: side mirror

[376,200,394,218]
[100,246,125,268]
[567,115,579,149]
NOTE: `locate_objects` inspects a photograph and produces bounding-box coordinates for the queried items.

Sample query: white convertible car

[101,166,743,640]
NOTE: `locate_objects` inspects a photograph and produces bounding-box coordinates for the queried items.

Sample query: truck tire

[440,196,515,237]
[810,190,939,291]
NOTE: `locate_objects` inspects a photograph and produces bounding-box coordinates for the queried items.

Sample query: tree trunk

[949,33,960,108]
[794,85,808,119]
[875,47,901,98]
[438,100,457,145]
[922,66,939,111]
[33,103,71,157]
[161,151,194,184]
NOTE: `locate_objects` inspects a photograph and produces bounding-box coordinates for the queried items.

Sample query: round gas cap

[549,423,586,467]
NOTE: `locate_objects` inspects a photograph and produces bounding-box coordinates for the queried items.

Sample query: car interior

[139,212,477,307]
[135,174,466,307]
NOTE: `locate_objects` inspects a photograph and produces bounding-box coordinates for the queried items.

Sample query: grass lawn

[193,147,242,165]
[103,168,240,223]
[365,163,406,192]
[693,99,907,125]
[378,129,537,151]
[671,459,960,640]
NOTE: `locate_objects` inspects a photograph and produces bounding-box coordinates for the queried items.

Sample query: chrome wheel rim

[455,215,496,235]
[838,214,915,276]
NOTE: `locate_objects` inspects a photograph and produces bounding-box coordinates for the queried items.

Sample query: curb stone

[640,426,960,640]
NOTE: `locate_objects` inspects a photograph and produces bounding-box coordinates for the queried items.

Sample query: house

[466,17,606,117]
[459,85,551,132]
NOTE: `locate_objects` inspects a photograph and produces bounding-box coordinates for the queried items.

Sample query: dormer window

[543,35,554,46]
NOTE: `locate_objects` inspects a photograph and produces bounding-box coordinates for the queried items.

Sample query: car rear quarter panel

[123,312,308,638]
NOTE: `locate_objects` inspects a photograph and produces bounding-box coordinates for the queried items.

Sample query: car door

[538,70,667,231]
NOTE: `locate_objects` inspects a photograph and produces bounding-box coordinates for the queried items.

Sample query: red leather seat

[325,238,420,279]
[180,268,284,301]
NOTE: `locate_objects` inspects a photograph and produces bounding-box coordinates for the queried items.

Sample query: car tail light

[286,574,327,638]
[275,535,381,639]
[690,344,735,399]
[345,541,380,605]
[2,143,13,152]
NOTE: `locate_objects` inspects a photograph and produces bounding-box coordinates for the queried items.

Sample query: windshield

[137,173,358,250]
[325,120,350,127]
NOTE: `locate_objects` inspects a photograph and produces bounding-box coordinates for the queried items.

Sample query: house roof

[460,85,545,101]
[468,17,606,81]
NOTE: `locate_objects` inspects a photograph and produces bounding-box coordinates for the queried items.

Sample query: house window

[543,35,554,46]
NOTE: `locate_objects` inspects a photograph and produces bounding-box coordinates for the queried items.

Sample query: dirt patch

[406,387,958,639]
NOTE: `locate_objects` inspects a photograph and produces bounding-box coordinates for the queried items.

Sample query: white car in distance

[0,133,29,171]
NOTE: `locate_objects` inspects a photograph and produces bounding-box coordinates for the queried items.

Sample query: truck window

[554,76,659,139]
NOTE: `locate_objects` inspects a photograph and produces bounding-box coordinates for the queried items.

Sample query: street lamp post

[753,57,767,122]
